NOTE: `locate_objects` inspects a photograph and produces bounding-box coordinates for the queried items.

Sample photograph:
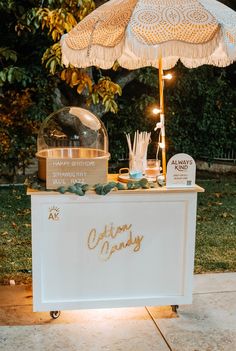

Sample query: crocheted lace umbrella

[61,0,236,176]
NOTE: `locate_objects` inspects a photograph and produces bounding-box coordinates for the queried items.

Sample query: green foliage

[94,182,118,195]
[106,63,236,163]
[15,7,40,35]
[42,42,62,75]
[0,89,38,177]
[35,0,121,113]
[0,66,31,86]
[127,178,150,190]
[60,66,93,93]
[94,178,151,194]
[165,64,236,160]
[36,7,77,41]
[26,177,152,195]
[91,77,122,113]
[0,0,61,176]
[137,67,158,88]
[0,47,17,62]
[0,65,58,177]
[105,76,161,162]
[0,0,15,12]
[0,47,31,87]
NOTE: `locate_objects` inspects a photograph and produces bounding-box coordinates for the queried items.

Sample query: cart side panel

[31,192,197,311]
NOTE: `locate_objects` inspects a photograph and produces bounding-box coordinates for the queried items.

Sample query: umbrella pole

[158,57,167,178]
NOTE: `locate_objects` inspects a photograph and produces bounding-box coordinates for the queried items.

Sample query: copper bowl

[36,147,110,181]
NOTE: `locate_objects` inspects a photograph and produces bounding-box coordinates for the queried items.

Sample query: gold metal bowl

[36,147,110,181]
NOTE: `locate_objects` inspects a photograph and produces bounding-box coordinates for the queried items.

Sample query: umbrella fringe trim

[60,31,234,69]
[126,28,223,62]
[181,57,234,69]
[61,34,123,69]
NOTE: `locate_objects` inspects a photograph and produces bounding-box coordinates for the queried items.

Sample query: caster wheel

[50,310,61,319]
[171,305,179,313]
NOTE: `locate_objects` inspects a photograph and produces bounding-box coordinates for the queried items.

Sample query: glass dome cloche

[36,107,110,185]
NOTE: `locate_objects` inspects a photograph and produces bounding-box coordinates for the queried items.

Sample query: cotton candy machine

[36,107,110,189]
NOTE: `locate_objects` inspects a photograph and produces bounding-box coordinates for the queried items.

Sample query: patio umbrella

[61,0,236,177]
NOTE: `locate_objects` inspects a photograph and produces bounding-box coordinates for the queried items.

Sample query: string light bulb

[152,107,162,115]
[159,142,165,149]
[163,73,173,80]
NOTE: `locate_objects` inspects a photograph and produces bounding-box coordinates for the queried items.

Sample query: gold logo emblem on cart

[87,223,143,261]
[48,206,60,221]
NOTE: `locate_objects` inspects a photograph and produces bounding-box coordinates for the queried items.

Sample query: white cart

[28,184,204,318]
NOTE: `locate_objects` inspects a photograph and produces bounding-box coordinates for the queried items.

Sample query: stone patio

[0,273,235,351]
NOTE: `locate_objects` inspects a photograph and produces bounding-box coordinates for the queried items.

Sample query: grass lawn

[0,173,235,284]
[0,186,32,285]
[195,174,236,273]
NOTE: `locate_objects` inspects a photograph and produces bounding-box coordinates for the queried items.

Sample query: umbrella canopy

[60,0,236,178]
[61,0,236,69]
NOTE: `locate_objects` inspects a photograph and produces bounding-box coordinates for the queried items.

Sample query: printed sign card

[46,158,107,189]
[166,153,196,188]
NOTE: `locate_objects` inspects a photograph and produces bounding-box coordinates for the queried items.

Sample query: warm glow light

[163,73,173,80]
[152,107,161,115]
[55,308,145,322]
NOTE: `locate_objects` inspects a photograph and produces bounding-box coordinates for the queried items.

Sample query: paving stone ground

[0,273,235,351]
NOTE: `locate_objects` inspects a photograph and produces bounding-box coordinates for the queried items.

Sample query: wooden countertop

[27,174,204,195]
